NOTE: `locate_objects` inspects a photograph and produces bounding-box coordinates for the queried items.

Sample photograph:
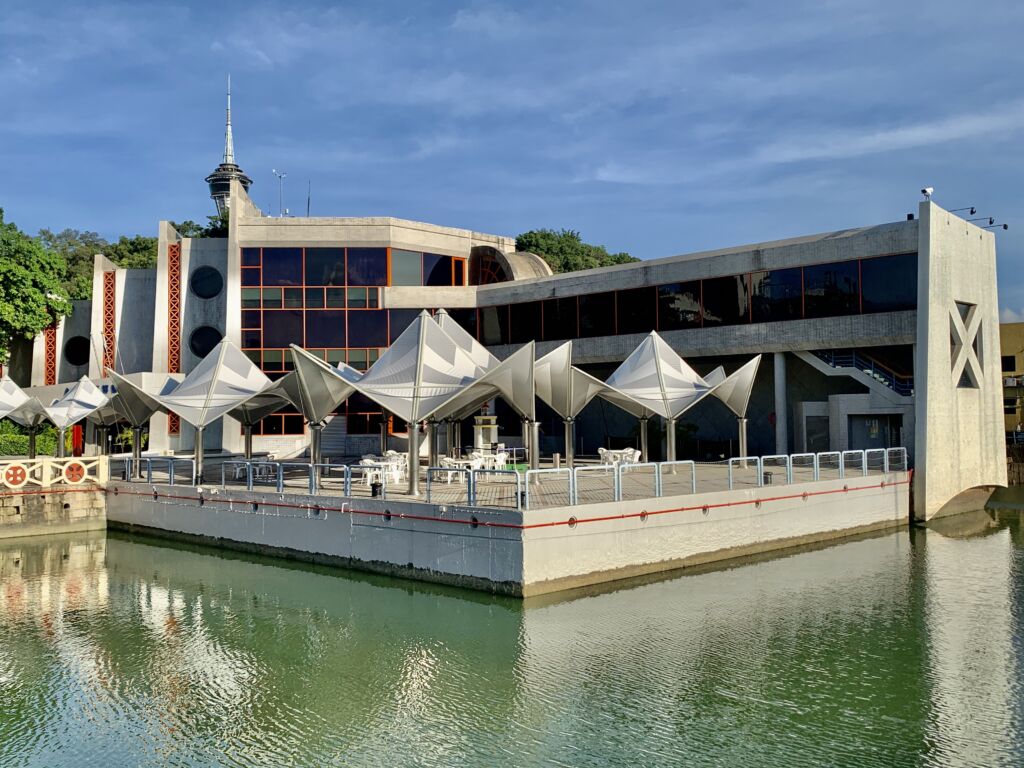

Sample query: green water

[2,503,1024,766]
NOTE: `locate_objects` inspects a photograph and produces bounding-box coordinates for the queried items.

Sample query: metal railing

[524,468,574,510]
[842,450,867,477]
[728,456,764,488]
[116,457,196,486]
[812,349,914,396]
[761,454,793,485]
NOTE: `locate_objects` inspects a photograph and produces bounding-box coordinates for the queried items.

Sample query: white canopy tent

[287,348,364,465]
[106,372,182,472]
[0,377,49,458]
[227,372,299,460]
[709,355,762,457]
[44,376,110,457]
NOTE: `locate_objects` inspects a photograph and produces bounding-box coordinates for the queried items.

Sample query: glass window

[262,287,282,309]
[447,308,477,339]
[388,309,419,344]
[242,288,261,309]
[262,350,284,371]
[262,309,303,348]
[326,349,345,366]
[804,261,859,319]
[241,329,261,348]
[860,253,917,314]
[241,268,260,287]
[542,298,578,341]
[751,269,802,323]
[348,309,388,347]
[283,288,303,308]
[616,287,657,335]
[579,293,616,338]
[325,287,345,308]
[190,266,224,299]
[480,305,510,346]
[347,349,368,370]
[241,248,261,267]
[424,253,453,286]
[241,310,261,329]
[305,310,346,348]
[304,248,345,286]
[304,288,324,309]
[261,248,303,286]
[453,259,465,286]
[657,282,701,330]
[244,350,260,366]
[702,275,750,327]
[391,249,422,286]
[283,414,305,434]
[366,287,380,308]
[346,247,387,286]
[347,287,367,309]
[1003,355,1017,373]
[510,301,542,344]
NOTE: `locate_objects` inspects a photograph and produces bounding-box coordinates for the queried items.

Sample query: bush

[0,433,57,457]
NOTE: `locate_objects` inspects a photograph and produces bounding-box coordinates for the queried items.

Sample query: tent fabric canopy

[710,355,762,418]
[44,376,109,430]
[603,332,715,419]
[0,376,33,422]
[228,372,298,427]
[106,372,181,427]
[286,348,361,425]
[534,341,611,419]
[433,341,536,421]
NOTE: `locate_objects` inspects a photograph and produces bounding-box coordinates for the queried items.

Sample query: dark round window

[190,266,224,299]
[189,326,222,358]
[63,336,90,367]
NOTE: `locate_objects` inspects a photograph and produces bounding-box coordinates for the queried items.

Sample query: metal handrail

[469,469,521,509]
[761,454,793,484]
[426,467,472,504]
[817,451,843,479]
[616,461,662,498]
[523,468,573,510]
[657,460,696,495]
[841,450,867,477]
[727,456,764,489]
[573,464,619,504]
[813,349,914,396]
[790,453,818,481]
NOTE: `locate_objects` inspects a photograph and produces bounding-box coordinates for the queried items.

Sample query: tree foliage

[37,227,106,300]
[0,209,71,363]
[171,209,229,239]
[103,235,159,269]
[515,229,638,273]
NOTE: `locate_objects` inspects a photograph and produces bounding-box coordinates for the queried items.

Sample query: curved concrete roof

[502,251,553,280]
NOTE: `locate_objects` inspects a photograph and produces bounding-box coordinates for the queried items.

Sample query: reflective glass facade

[240,246,466,434]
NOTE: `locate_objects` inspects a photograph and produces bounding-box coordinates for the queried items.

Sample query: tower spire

[224,74,235,165]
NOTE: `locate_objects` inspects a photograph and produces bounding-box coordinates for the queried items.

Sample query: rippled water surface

[3,502,1024,767]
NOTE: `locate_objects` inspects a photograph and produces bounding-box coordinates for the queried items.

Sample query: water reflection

[0,513,1022,767]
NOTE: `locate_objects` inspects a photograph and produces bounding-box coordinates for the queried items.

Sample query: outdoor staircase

[797,350,914,400]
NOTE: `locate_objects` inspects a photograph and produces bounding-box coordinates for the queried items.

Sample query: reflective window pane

[453,259,465,286]
[304,248,345,286]
[702,275,749,327]
[325,288,346,308]
[424,253,453,286]
[326,349,345,366]
[391,249,422,286]
[241,248,261,267]
[804,261,859,318]
[304,288,324,308]
[861,253,917,313]
[346,248,387,286]
[262,288,282,308]
[348,309,388,347]
[657,282,701,330]
[542,298,578,341]
[616,286,657,335]
[241,268,260,286]
[751,269,802,322]
[241,329,261,348]
[283,414,305,434]
[347,287,367,309]
[366,287,380,308]
[388,309,419,344]
[480,305,510,346]
[242,288,261,309]
[241,310,261,329]
[261,248,303,286]
[510,301,542,344]
[262,309,303,348]
[447,308,477,339]
[579,293,616,338]
[262,350,283,370]
[283,288,303,308]
[305,310,346,348]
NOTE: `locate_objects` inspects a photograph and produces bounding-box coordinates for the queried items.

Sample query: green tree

[515,229,638,273]
[171,210,229,239]
[37,228,107,300]
[0,209,71,363]
[104,235,158,268]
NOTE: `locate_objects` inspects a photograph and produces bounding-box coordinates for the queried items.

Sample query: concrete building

[6,99,1007,521]
[1000,322,1024,437]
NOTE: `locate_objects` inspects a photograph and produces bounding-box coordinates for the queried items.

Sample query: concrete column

[521,418,530,464]
[56,428,66,458]
[407,421,420,496]
[639,416,649,462]
[530,421,540,470]
[666,417,677,462]
[309,422,323,466]
[774,352,788,454]
[243,424,253,460]
[96,425,109,455]
[738,416,748,458]
[453,419,463,457]
[563,418,575,468]
[195,426,205,485]
[380,417,387,455]
[132,426,142,477]
[426,419,437,468]
[27,428,37,460]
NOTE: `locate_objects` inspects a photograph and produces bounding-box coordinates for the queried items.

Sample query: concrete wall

[0,489,106,539]
[914,202,1007,519]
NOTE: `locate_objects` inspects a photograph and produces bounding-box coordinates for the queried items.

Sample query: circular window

[190,266,224,299]
[63,336,90,367]
[189,326,222,358]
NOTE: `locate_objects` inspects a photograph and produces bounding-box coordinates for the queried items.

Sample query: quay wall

[104,472,910,596]
[0,488,107,539]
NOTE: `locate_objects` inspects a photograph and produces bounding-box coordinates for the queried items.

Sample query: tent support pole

[380,417,387,455]
[443,419,452,458]
[407,421,420,496]
[132,426,143,478]
[453,420,462,458]
[27,428,37,460]
[426,419,437,468]
[738,417,748,467]
[309,422,323,467]
[666,417,677,463]
[243,424,253,460]
[56,428,67,458]
[521,418,529,466]
[194,426,205,485]
[639,416,649,463]
[97,425,109,456]
[530,421,540,470]
[563,418,574,469]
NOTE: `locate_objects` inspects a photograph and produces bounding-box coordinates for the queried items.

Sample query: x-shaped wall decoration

[950,301,983,388]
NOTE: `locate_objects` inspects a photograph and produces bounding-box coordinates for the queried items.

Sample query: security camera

[921,187,934,199]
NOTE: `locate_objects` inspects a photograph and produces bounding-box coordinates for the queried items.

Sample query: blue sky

[2,0,1022,314]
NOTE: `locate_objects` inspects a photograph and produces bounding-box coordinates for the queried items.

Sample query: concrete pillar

[132,426,142,478]
[530,421,540,470]
[243,424,254,460]
[563,418,575,468]
[453,419,463,457]
[426,419,437,468]
[309,422,323,466]
[195,425,205,484]
[407,421,420,496]
[639,416,649,463]
[521,418,530,464]
[774,352,788,454]
[666,417,677,462]
[27,428,37,459]
[97,425,109,455]
[738,416,748,458]
[56,428,66,458]
[380,417,388,455]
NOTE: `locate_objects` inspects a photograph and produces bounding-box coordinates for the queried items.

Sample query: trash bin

[371,481,382,498]
[762,471,773,485]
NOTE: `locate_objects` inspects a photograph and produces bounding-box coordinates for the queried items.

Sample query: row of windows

[240,309,425,349]
[243,347,384,373]
[240,247,466,288]
[467,252,917,345]
[242,286,381,310]
[250,412,383,436]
